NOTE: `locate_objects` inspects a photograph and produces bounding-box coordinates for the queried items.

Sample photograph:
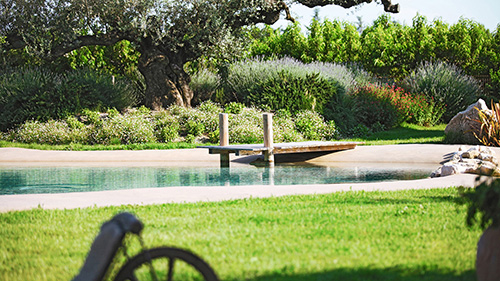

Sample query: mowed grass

[347,123,447,145]
[0,188,480,281]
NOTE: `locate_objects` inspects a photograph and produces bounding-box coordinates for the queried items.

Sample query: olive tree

[0,0,399,109]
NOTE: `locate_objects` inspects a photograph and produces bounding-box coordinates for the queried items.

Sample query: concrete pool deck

[0,144,495,212]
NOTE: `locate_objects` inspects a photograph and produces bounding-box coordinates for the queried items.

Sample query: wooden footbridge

[199,113,361,167]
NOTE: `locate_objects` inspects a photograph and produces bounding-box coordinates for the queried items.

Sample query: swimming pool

[0,164,435,195]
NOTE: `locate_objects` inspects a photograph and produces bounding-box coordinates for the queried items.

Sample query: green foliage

[228,108,263,144]
[0,67,66,131]
[0,67,137,131]
[294,111,337,140]
[351,84,400,129]
[460,178,500,229]
[89,112,156,145]
[81,109,103,126]
[273,110,304,143]
[223,57,350,104]
[153,110,180,142]
[190,68,220,106]
[400,61,481,122]
[60,68,138,111]
[246,15,499,82]
[247,70,336,114]
[224,102,245,114]
[11,120,88,145]
[488,69,500,100]
[6,102,338,145]
[345,84,444,134]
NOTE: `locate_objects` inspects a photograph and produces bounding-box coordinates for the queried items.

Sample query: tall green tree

[0,0,400,109]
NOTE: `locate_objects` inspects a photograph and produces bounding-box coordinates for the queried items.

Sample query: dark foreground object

[73,212,219,281]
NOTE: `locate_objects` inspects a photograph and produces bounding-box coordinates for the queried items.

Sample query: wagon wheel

[113,247,219,281]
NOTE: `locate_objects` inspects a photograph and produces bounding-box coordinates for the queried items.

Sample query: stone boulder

[445,99,490,144]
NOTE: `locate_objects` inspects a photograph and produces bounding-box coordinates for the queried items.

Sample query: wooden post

[263,113,274,165]
[219,113,230,168]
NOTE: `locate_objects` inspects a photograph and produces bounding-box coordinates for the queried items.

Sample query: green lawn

[0,188,480,281]
[347,123,447,145]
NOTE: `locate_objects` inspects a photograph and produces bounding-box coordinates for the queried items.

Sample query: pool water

[0,164,435,195]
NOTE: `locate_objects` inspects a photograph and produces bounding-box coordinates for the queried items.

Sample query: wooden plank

[200,141,361,155]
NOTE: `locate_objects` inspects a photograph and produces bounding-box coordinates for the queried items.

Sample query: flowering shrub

[89,114,156,145]
[273,111,304,143]
[7,103,339,145]
[352,84,444,129]
[294,111,337,140]
[153,110,180,142]
[400,61,480,122]
[12,120,80,145]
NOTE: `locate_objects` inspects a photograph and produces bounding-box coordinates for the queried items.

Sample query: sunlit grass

[0,188,479,281]
[347,123,446,145]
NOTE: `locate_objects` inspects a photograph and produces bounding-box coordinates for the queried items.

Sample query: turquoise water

[0,165,433,195]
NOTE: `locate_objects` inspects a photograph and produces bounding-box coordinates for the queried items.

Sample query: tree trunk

[138,49,193,109]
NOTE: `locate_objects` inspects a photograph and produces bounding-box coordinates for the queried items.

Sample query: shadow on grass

[246,267,475,281]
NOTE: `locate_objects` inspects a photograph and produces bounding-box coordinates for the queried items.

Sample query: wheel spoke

[147,260,159,281]
[167,257,175,281]
[114,247,218,281]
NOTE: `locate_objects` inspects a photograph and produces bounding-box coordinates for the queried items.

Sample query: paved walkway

[0,144,492,212]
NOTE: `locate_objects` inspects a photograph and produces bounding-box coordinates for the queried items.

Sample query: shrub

[6,104,341,146]
[81,109,104,126]
[195,101,221,133]
[12,120,77,145]
[273,120,304,143]
[60,68,137,112]
[323,93,359,137]
[223,57,355,105]
[351,84,445,129]
[228,108,263,144]
[89,111,156,145]
[0,67,137,131]
[153,110,180,142]
[0,67,66,131]
[247,71,337,114]
[190,68,219,106]
[400,61,481,122]
[487,69,500,101]
[224,102,245,114]
[351,84,401,129]
[115,115,156,144]
[294,111,337,140]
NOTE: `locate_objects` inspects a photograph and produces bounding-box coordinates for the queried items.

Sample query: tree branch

[296,0,399,13]
[49,32,133,59]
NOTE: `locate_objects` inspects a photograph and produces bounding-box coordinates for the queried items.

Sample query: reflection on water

[0,165,434,195]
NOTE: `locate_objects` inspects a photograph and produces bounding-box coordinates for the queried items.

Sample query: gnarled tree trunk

[138,49,194,109]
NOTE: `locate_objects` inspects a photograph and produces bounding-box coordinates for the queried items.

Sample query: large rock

[445,99,490,144]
